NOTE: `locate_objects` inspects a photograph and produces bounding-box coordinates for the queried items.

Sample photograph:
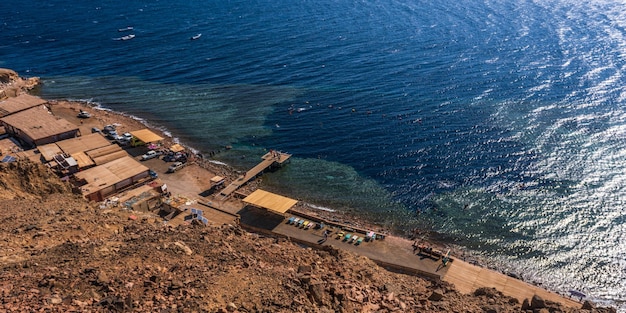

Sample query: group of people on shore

[412,240,433,255]
[412,240,451,269]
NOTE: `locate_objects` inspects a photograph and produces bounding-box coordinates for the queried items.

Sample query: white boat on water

[190,33,202,40]
[118,26,134,32]
[116,34,135,41]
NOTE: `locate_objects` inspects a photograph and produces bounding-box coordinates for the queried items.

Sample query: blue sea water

[2,0,626,308]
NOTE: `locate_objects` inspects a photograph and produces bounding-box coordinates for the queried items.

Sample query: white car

[167,161,185,173]
[141,150,162,160]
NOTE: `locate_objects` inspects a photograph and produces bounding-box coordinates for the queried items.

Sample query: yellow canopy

[242,189,298,214]
[169,143,185,152]
[130,129,164,143]
[211,176,225,183]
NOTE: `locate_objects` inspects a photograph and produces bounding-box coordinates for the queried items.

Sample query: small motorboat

[77,110,91,118]
[190,33,202,40]
[120,34,135,41]
[118,26,134,32]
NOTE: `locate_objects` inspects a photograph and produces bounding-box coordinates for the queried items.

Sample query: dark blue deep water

[3,0,626,308]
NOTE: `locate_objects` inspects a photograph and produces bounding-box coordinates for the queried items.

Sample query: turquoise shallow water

[3,0,626,308]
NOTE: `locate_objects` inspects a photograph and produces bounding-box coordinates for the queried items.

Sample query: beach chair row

[334,231,364,246]
[286,216,320,230]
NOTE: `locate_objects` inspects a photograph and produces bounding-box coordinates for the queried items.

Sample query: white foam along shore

[305,203,336,212]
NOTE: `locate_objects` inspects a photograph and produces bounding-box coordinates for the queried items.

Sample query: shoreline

[0,75,604,308]
[50,98,546,292]
[48,98,474,251]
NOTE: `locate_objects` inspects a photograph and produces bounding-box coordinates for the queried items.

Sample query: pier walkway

[219,151,291,198]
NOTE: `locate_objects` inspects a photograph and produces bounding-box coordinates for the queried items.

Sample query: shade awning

[130,129,164,143]
[242,189,298,214]
[210,176,225,184]
[169,144,185,152]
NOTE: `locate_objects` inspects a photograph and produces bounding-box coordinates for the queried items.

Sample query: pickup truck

[166,161,185,173]
[141,150,162,161]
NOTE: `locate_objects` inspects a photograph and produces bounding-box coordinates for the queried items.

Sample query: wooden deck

[219,151,291,198]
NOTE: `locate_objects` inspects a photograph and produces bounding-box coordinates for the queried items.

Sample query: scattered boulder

[0,68,18,84]
[226,302,237,312]
[428,289,444,301]
[173,241,193,255]
[531,295,546,309]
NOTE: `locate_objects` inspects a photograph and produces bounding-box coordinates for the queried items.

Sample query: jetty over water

[219,151,291,198]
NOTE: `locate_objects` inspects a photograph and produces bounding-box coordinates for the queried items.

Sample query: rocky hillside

[0,68,40,98]
[0,160,72,200]
[0,161,617,312]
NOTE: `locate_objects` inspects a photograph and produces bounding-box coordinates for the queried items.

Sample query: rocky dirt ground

[0,70,617,312]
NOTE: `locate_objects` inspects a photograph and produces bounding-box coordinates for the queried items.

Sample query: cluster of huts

[0,94,164,202]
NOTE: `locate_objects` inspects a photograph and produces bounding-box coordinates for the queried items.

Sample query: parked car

[106,131,120,140]
[141,150,162,160]
[166,161,185,173]
[149,169,158,178]
[91,127,101,133]
[77,110,91,118]
[122,132,133,141]
[115,137,130,146]
[162,153,176,162]
[163,152,185,162]
[103,125,116,134]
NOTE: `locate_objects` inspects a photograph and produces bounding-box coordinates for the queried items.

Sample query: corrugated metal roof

[56,133,111,155]
[71,151,95,168]
[37,143,63,162]
[91,150,128,165]
[0,94,47,117]
[74,156,149,195]
[0,106,78,141]
[85,144,122,159]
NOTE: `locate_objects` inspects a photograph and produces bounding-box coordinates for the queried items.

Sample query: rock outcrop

[0,68,40,99]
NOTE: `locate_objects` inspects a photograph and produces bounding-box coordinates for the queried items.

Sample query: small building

[55,133,113,169]
[0,106,79,148]
[0,94,47,118]
[55,133,111,156]
[73,156,150,201]
[210,175,226,189]
[38,133,119,170]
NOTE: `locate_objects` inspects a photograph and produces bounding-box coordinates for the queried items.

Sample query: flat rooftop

[74,156,149,195]
[0,94,47,117]
[0,106,78,142]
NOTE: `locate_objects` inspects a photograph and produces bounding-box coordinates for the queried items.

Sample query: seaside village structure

[0,94,160,201]
[0,92,595,309]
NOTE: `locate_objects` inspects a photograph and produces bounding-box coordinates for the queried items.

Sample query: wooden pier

[219,151,291,198]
